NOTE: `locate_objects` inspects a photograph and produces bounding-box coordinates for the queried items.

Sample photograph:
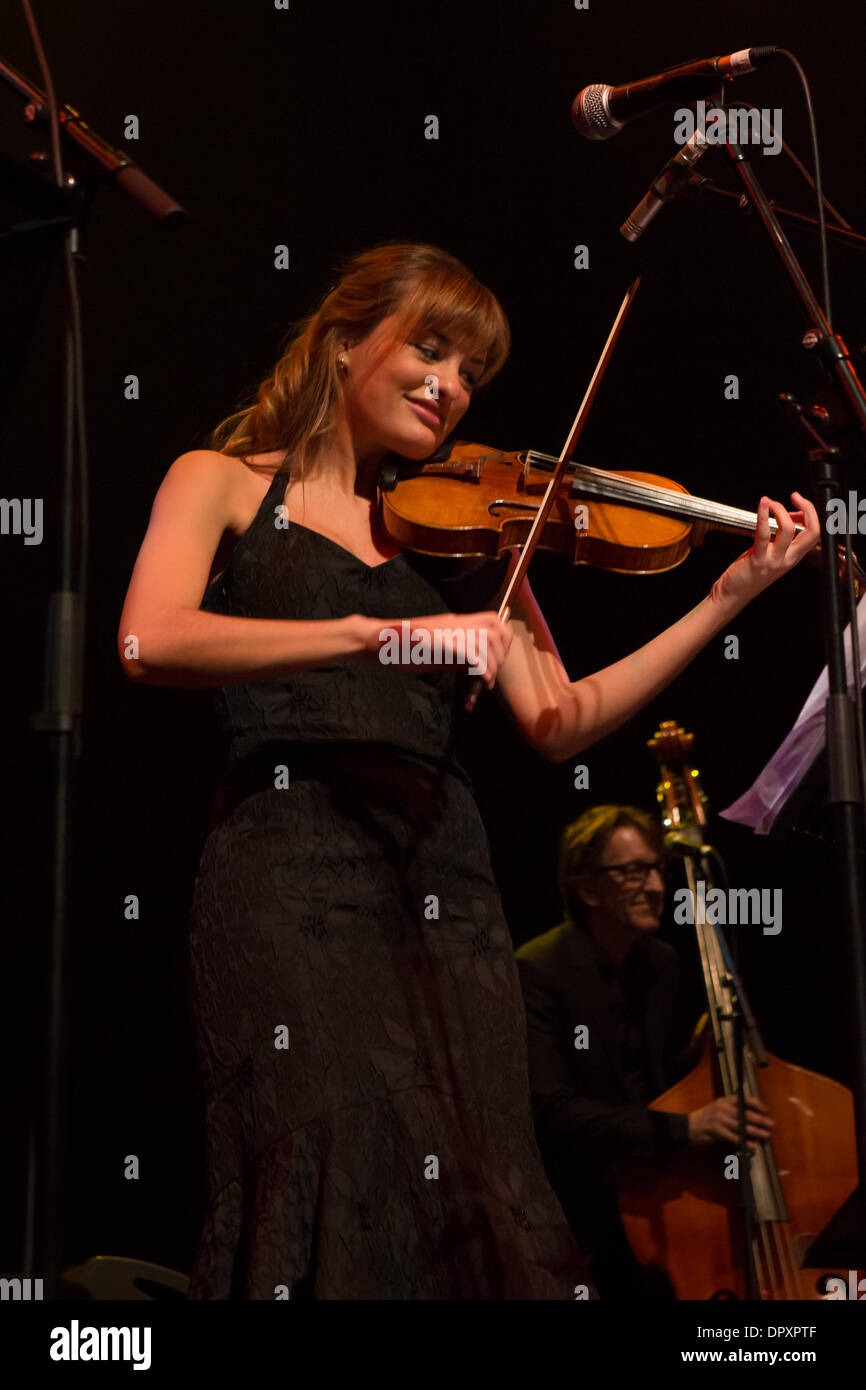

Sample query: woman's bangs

[392,273,509,385]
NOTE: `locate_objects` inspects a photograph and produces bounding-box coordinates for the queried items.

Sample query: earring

[337,353,347,369]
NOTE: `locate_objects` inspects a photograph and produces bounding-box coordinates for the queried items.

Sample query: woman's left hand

[710,491,820,610]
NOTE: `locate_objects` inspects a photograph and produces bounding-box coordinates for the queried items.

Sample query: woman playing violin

[117,241,819,1300]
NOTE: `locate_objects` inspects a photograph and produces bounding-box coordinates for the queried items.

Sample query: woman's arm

[118,451,513,688]
[495,493,820,763]
[118,452,376,687]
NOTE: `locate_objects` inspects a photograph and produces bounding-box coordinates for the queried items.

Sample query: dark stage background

[3,0,865,1283]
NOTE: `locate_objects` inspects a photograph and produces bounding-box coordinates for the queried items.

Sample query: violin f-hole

[488,500,539,517]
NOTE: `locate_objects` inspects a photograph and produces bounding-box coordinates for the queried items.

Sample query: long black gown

[186,462,592,1299]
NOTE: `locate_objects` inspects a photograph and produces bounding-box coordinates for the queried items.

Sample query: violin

[616,721,860,1300]
[379,441,865,595]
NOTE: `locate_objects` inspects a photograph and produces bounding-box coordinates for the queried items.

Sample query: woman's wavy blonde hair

[207,240,511,478]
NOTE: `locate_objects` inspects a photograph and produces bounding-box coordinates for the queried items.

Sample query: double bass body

[618,1034,859,1300]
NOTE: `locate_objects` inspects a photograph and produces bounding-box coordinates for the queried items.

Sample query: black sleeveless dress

[186,464,591,1299]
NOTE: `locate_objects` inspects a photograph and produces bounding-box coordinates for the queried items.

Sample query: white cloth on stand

[720,596,866,834]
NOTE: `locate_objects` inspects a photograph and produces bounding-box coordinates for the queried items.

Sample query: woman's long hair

[207,241,511,478]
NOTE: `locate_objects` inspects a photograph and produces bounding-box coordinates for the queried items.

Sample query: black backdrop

[3,0,864,1282]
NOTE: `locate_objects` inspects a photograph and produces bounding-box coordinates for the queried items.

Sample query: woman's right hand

[363,611,514,689]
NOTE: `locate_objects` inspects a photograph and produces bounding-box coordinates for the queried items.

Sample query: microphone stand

[678,173,866,254]
[1,51,185,1298]
[709,135,866,1267]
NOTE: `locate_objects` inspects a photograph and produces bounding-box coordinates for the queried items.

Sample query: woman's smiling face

[339,312,486,460]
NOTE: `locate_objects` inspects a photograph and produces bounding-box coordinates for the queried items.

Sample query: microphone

[572,47,777,141]
[620,128,708,242]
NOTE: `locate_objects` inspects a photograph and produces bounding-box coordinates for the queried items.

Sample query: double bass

[617,721,860,1300]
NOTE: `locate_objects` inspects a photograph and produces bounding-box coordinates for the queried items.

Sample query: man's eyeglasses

[596,859,665,886]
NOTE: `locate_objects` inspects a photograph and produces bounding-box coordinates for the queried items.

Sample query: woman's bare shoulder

[162,448,283,533]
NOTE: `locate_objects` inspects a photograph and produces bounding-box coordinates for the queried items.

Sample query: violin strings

[545,457,773,532]
[528,449,750,519]
[525,451,795,536]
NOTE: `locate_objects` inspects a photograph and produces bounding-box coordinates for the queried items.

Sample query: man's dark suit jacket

[515,919,698,1285]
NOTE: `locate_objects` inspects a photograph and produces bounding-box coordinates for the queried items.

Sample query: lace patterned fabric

[186,465,591,1298]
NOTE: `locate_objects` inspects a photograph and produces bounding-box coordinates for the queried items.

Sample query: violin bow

[465,275,642,711]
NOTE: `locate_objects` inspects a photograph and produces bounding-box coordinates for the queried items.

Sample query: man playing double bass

[515,804,774,1299]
